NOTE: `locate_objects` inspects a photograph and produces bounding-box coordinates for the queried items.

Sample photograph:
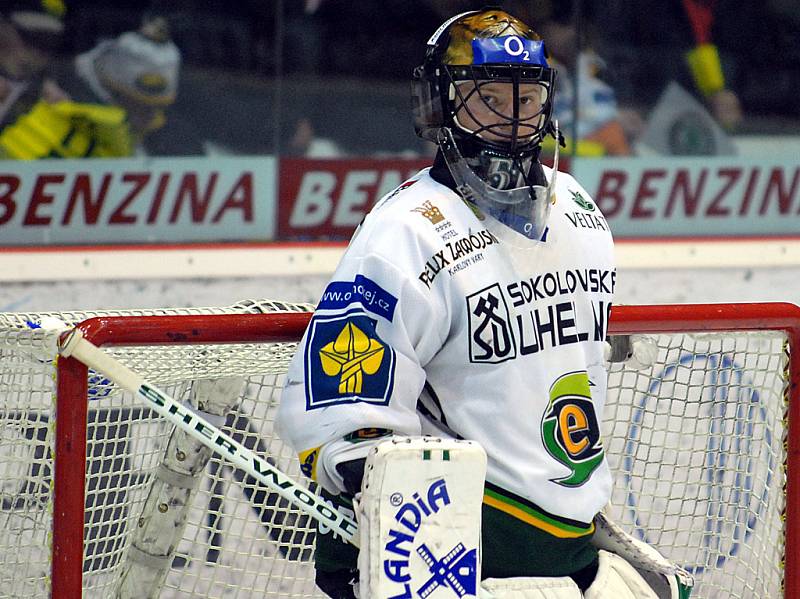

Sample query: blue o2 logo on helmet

[471,36,548,66]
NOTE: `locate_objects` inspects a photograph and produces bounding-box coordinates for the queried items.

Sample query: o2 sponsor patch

[318,274,397,322]
[304,311,396,410]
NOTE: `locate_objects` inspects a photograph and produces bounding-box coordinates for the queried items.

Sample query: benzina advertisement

[280,156,799,240]
[0,157,277,245]
[572,157,800,237]
[276,157,568,240]
[2,156,798,246]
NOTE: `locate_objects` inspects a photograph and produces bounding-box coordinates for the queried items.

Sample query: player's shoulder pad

[357,169,470,244]
[548,167,605,217]
[372,168,445,213]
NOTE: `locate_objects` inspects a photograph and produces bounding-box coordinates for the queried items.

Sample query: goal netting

[0,300,797,598]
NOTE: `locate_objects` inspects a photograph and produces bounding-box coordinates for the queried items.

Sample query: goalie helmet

[411,9,559,243]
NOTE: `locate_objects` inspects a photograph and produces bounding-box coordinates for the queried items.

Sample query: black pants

[315,567,358,599]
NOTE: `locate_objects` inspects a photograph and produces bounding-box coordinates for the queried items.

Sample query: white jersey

[277,164,615,532]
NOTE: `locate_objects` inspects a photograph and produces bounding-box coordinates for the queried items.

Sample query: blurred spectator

[593,0,744,131]
[709,0,800,123]
[680,0,741,129]
[495,0,637,156]
[536,10,637,156]
[0,0,66,131]
[285,116,345,158]
[0,12,180,159]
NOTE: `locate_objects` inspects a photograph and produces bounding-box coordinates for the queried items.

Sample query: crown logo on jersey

[412,200,445,224]
[319,322,386,394]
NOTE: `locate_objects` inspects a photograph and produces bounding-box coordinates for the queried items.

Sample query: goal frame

[51,303,800,598]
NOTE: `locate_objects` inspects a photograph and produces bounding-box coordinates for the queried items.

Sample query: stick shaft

[59,329,359,546]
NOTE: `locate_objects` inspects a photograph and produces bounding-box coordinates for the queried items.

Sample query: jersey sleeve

[276,229,447,479]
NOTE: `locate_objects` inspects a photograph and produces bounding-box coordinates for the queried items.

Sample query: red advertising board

[277,156,569,240]
[278,158,432,239]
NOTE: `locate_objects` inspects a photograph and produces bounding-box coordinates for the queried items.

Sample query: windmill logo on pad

[417,542,478,598]
[381,478,479,598]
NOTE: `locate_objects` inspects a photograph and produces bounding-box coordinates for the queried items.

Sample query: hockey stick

[58,327,360,548]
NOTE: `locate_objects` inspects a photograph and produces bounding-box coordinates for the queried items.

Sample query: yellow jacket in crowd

[0,99,133,159]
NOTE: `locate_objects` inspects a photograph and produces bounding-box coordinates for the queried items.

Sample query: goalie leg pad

[480,576,582,598]
[357,437,487,599]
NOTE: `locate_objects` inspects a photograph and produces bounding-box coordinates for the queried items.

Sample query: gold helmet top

[443,10,542,65]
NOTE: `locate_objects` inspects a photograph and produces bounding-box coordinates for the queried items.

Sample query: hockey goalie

[276,7,692,598]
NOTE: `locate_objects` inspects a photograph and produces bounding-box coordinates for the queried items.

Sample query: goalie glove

[604,335,659,370]
[591,511,693,599]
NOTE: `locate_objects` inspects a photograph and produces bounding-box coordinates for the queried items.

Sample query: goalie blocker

[357,437,486,598]
[357,437,692,599]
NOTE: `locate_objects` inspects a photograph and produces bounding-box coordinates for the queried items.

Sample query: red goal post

[0,301,796,598]
[53,311,314,598]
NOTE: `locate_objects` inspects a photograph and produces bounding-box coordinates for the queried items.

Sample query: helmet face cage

[444,64,554,156]
[411,10,556,159]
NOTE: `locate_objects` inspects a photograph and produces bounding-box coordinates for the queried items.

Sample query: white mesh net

[0,302,791,598]
[604,331,788,599]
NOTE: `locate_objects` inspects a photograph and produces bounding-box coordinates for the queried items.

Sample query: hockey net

[0,301,797,598]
